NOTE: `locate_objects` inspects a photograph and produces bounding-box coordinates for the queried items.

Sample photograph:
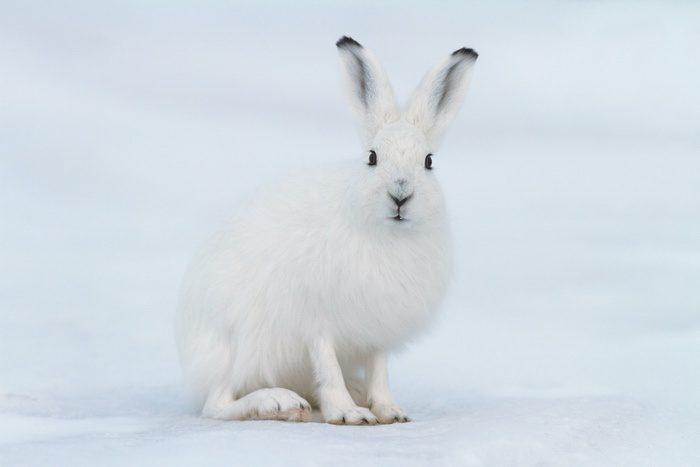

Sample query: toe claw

[361,417,368,424]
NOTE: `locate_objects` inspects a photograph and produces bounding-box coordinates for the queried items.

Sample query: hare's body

[177,163,450,411]
[176,37,477,424]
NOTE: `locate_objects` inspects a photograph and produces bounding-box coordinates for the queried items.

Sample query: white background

[1,1,699,465]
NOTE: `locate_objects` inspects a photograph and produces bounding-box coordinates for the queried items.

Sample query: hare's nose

[389,192,413,207]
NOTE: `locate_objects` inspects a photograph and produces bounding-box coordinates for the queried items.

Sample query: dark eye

[425,153,433,170]
[368,150,377,166]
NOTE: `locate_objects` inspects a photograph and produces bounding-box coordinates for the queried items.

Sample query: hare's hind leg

[202,386,312,422]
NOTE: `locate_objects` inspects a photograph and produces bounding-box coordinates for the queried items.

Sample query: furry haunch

[175,36,478,424]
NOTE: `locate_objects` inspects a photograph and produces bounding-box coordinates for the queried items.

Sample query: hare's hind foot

[202,387,312,422]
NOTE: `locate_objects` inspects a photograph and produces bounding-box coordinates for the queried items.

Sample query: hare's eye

[425,154,433,170]
[368,150,377,166]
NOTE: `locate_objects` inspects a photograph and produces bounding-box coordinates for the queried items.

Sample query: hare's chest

[325,233,451,349]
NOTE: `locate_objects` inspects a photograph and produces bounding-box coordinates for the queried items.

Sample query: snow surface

[1,1,699,466]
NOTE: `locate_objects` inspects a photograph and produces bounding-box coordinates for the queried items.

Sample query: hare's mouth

[387,192,411,222]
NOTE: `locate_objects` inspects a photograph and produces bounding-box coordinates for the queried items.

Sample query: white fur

[175,37,478,424]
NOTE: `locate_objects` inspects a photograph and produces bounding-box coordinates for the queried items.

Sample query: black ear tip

[336,36,363,49]
[452,47,478,60]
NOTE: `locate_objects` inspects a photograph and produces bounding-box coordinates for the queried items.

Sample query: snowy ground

[1,1,699,466]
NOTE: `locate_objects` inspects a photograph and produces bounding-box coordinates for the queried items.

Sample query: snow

[1,1,699,466]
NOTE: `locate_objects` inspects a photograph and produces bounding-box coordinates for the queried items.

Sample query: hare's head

[336,36,477,228]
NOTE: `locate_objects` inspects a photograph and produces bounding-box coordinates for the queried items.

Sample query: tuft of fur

[175,36,478,424]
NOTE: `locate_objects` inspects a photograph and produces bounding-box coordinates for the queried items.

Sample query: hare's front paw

[324,404,378,425]
[369,402,410,424]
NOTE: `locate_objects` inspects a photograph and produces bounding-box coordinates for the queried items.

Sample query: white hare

[175,36,478,424]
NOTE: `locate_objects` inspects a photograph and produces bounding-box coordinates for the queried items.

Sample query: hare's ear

[404,48,478,149]
[336,36,399,147]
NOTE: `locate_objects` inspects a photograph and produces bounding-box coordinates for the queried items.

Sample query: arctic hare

[176,36,478,424]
